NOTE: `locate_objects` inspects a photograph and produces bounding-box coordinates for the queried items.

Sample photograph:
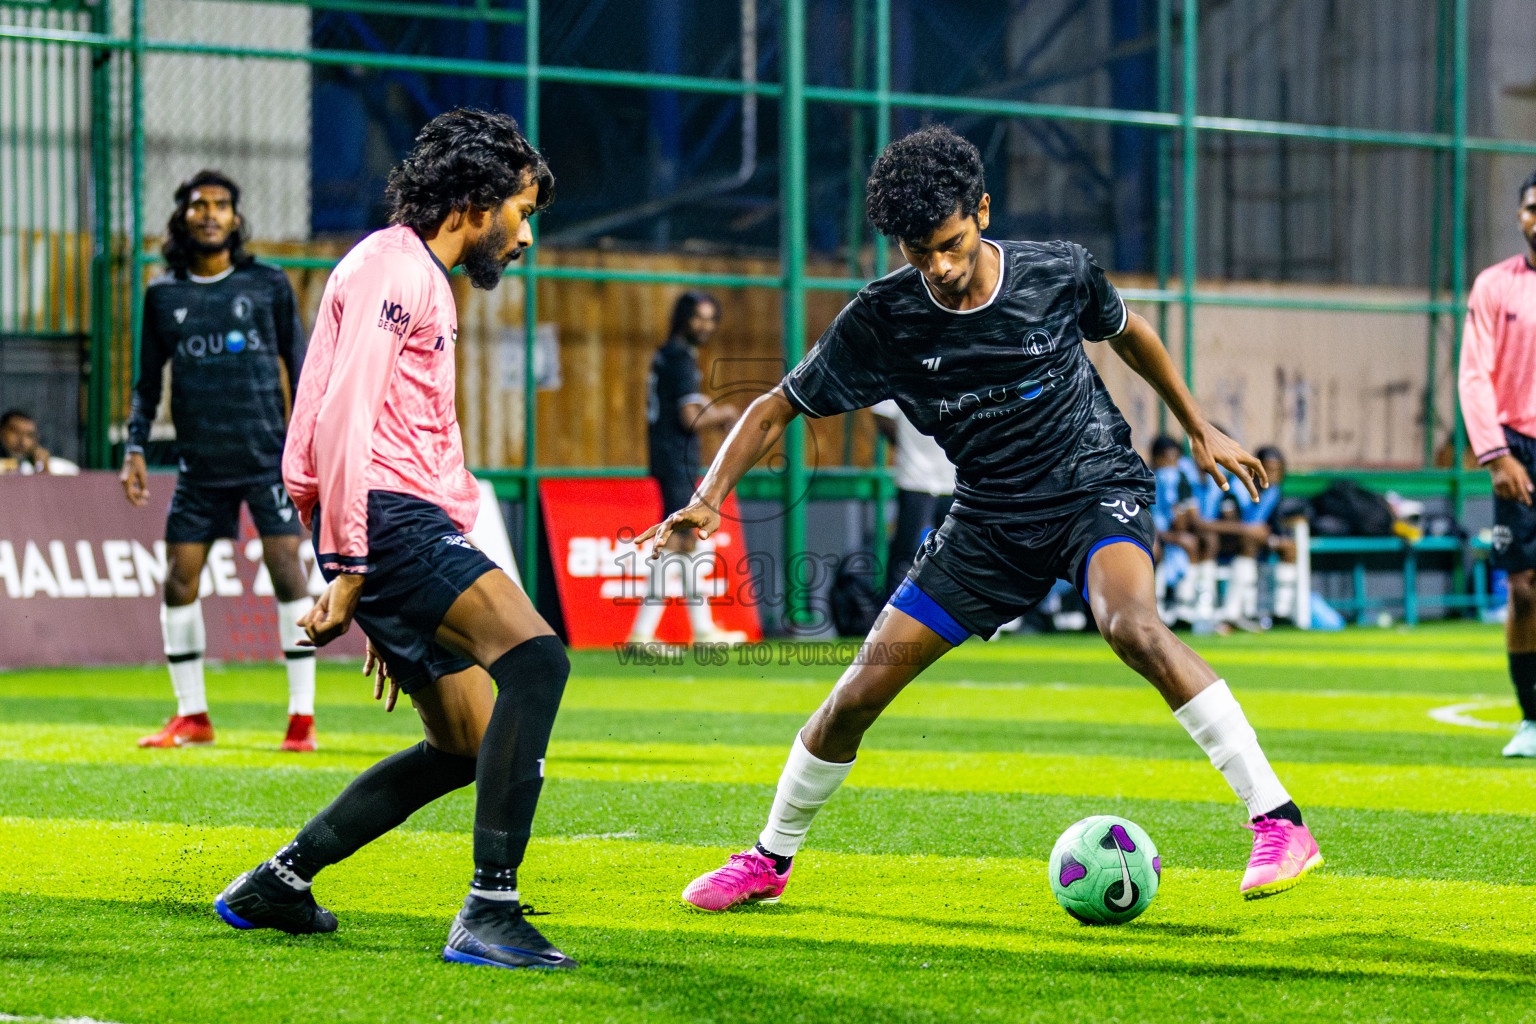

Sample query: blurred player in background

[872,399,955,597]
[1459,168,1536,757]
[214,109,579,970]
[628,291,745,646]
[654,126,1320,912]
[122,170,317,751]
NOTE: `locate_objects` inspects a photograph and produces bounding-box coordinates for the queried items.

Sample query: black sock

[1510,653,1536,721]
[1257,800,1304,827]
[471,636,570,895]
[755,843,792,874]
[274,740,477,881]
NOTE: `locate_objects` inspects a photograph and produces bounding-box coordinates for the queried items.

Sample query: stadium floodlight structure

[2,0,1534,619]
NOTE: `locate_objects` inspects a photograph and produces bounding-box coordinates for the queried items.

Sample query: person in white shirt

[0,410,80,475]
[873,399,955,596]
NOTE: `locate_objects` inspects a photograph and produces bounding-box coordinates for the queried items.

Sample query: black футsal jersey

[126,261,306,486]
[781,239,1153,521]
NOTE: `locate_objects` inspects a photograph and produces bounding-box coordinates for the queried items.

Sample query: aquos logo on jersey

[378,299,412,336]
[937,368,1062,421]
[178,329,261,358]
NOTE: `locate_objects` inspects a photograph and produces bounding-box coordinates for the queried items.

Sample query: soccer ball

[1048,815,1160,925]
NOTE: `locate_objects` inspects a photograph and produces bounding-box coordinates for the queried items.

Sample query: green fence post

[1179,0,1198,397]
[872,0,889,278]
[521,0,540,608]
[128,0,144,397]
[1448,0,1468,520]
[86,0,114,468]
[781,0,809,632]
[1155,0,1172,434]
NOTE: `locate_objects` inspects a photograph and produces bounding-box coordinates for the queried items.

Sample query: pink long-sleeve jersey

[283,224,478,573]
[1460,254,1536,464]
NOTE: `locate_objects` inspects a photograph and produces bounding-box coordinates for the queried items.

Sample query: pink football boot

[682,849,792,911]
[1240,816,1323,899]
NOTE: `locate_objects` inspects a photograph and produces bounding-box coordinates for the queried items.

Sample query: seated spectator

[0,410,79,476]
[1194,441,1287,627]
[1149,435,1215,621]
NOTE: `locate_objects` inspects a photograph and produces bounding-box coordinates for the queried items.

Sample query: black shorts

[1492,427,1536,573]
[315,491,496,693]
[654,465,700,518]
[905,491,1156,640]
[166,474,303,543]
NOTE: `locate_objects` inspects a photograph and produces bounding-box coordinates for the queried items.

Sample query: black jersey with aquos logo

[127,261,305,486]
[781,239,1153,521]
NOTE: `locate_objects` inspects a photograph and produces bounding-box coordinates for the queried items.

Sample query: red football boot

[280,714,317,752]
[138,713,215,748]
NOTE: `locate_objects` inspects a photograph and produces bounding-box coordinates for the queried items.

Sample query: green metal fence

[2,0,1534,616]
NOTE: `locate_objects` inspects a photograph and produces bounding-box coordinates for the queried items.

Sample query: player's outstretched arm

[638,386,800,551]
[1108,311,1266,501]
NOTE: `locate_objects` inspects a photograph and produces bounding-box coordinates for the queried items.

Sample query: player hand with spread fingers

[363,638,400,712]
[1459,170,1536,757]
[681,126,1320,916]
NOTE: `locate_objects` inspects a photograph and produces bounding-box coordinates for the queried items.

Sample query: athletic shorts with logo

[906,490,1156,639]
[314,490,498,693]
[1492,426,1536,574]
[166,473,304,543]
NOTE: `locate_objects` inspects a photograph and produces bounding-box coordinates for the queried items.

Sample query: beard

[462,218,523,290]
[188,232,232,255]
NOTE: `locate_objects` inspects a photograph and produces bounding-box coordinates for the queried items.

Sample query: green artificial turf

[2,622,1533,1023]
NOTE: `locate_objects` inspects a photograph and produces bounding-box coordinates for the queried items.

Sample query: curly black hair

[162,169,253,275]
[865,124,985,243]
[386,108,554,233]
[1521,168,1536,200]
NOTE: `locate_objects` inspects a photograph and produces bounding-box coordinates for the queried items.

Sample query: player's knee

[1101,609,1170,667]
[487,635,570,712]
[1510,571,1536,618]
[163,575,199,607]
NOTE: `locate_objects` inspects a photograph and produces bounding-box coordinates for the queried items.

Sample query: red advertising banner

[0,473,363,668]
[538,477,762,648]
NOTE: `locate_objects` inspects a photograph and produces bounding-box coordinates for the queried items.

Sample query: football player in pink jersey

[214,109,578,970]
[1460,169,1536,757]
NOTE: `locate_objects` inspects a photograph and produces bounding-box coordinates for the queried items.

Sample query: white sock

[1223,556,1258,620]
[628,559,668,641]
[161,601,207,717]
[265,856,312,891]
[758,732,856,857]
[1194,560,1217,616]
[685,562,718,635]
[277,598,316,716]
[1172,679,1291,819]
[1273,562,1298,619]
[469,887,522,903]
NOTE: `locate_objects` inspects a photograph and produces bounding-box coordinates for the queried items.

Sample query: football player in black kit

[658,126,1322,911]
[628,291,744,646]
[122,170,319,752]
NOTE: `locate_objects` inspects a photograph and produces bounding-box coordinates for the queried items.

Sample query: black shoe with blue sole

[215,863,338,935]
[442,895,578,970]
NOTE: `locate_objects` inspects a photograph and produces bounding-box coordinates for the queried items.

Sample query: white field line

[1427,700,1519,732]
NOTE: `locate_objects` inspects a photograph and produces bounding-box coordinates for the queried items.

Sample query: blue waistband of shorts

[890,578,970,646]
[1079,536,1154,602]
